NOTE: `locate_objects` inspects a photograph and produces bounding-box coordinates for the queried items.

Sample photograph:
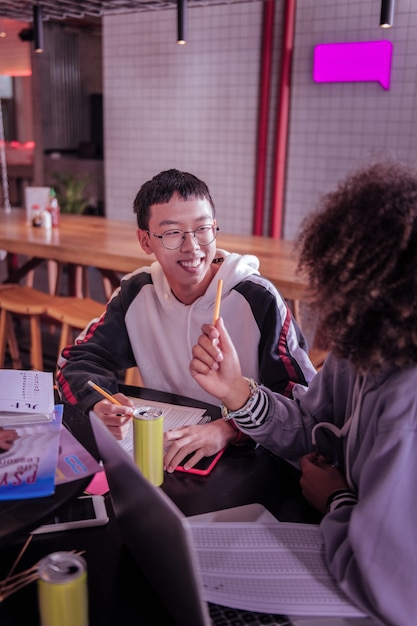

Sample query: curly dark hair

[297,161,417,372]
[133,169,215,229]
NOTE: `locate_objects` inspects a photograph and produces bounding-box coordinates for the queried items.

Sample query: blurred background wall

[3,0,417,240]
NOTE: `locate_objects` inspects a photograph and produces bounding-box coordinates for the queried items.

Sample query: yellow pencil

[213,279,223,324]
[87,380,123,406]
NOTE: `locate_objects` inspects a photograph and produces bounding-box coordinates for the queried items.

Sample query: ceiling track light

[177,0,187,45]
[33,4,44,53]
[380,0,395,28]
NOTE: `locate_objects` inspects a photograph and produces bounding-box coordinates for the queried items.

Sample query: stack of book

[0,370,100,500]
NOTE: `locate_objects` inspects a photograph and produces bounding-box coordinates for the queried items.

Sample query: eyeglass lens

[162,225,217,249]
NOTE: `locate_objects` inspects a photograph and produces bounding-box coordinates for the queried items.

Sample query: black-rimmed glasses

[146,224,219,250]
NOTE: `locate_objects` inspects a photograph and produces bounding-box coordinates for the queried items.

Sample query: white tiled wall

[285,0,417,238]
[103,0,417,240]
[104,3,264,236]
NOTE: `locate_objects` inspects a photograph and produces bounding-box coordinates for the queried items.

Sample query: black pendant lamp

[177,0,187,45]
[380,0,395,28]
[33,4,44,53]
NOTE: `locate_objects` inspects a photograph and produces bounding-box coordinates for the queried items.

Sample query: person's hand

[163,420,236,473]
[190,317,252,410]
[299,452,350,514]
[92,392,135,440]
[0,428,19,451]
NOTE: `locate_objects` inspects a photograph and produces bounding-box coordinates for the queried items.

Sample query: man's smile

[178,257,204,269]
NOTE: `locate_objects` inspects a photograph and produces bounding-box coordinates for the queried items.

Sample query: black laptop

[89,412,294,626]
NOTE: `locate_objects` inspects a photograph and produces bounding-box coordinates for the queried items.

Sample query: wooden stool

[45,297,105,361]
[124,366,143,387]
[0,284,142,387]
[0,285,105,374]
[0,285,22,368]
[0,285,60,370]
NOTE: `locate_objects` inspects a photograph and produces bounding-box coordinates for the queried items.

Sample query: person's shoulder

[230,276,288,320]
[119,267,153,297]
[237,273,283,299]
[221,251,260,271]
[121,266,153,286]
[355,364,417,433]
[378,365,417,408]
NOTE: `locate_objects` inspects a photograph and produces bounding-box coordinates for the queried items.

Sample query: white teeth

[180,259,202,268]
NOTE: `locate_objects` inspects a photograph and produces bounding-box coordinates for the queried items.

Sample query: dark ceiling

[0,0,254,23]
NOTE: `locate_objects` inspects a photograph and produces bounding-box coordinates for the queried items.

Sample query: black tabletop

[0,386,321,626]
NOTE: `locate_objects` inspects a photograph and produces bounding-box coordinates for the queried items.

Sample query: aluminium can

[132,406,164,486]
[37,551,88,626]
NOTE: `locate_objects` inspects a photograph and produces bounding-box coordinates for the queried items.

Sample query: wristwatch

[221,377,259,421]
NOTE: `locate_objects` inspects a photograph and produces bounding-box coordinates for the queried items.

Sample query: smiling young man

[56,169,315,469]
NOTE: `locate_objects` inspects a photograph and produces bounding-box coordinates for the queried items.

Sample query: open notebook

[118,397,209,454]
[89,413,371,626]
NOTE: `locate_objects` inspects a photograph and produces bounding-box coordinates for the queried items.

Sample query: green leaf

[51,172,91,214]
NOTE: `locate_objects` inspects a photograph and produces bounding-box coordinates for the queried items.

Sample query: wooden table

[0,210,307,302]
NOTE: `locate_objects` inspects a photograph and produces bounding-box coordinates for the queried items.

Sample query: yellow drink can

[37,552,88,626]
[133,406,164,486]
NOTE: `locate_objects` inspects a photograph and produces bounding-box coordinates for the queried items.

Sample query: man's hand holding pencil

[88,380,135,440]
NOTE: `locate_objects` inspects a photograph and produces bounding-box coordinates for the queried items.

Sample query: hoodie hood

[149,249,260,315]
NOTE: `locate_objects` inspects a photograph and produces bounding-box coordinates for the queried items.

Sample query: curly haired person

[189,160,417,624]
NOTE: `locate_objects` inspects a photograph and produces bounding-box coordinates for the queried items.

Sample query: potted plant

[52,172,90,215]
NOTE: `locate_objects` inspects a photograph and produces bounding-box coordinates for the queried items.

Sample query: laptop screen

[89,412,211,626]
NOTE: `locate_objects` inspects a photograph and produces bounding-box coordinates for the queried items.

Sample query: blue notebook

[0,404,63,500]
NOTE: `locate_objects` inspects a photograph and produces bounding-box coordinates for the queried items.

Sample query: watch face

[221,404,231,420]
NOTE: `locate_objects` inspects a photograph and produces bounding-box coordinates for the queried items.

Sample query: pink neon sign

[313,41,393,90]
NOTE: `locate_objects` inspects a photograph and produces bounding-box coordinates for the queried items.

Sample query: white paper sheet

[189,521,366,618]
[0,370,55,424]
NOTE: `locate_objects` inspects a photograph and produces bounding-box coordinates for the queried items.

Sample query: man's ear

[137,228,153,255]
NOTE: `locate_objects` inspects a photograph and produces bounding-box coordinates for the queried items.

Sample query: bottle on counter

[41,209,52,229]
[47,187,60,227]
[31,204,42,227]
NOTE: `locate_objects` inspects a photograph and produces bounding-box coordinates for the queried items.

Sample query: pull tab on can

[132,407,164,486]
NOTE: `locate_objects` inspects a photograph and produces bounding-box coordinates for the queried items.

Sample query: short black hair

[133,169,215,229]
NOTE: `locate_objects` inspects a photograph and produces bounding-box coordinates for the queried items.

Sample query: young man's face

[137,194,218,304]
